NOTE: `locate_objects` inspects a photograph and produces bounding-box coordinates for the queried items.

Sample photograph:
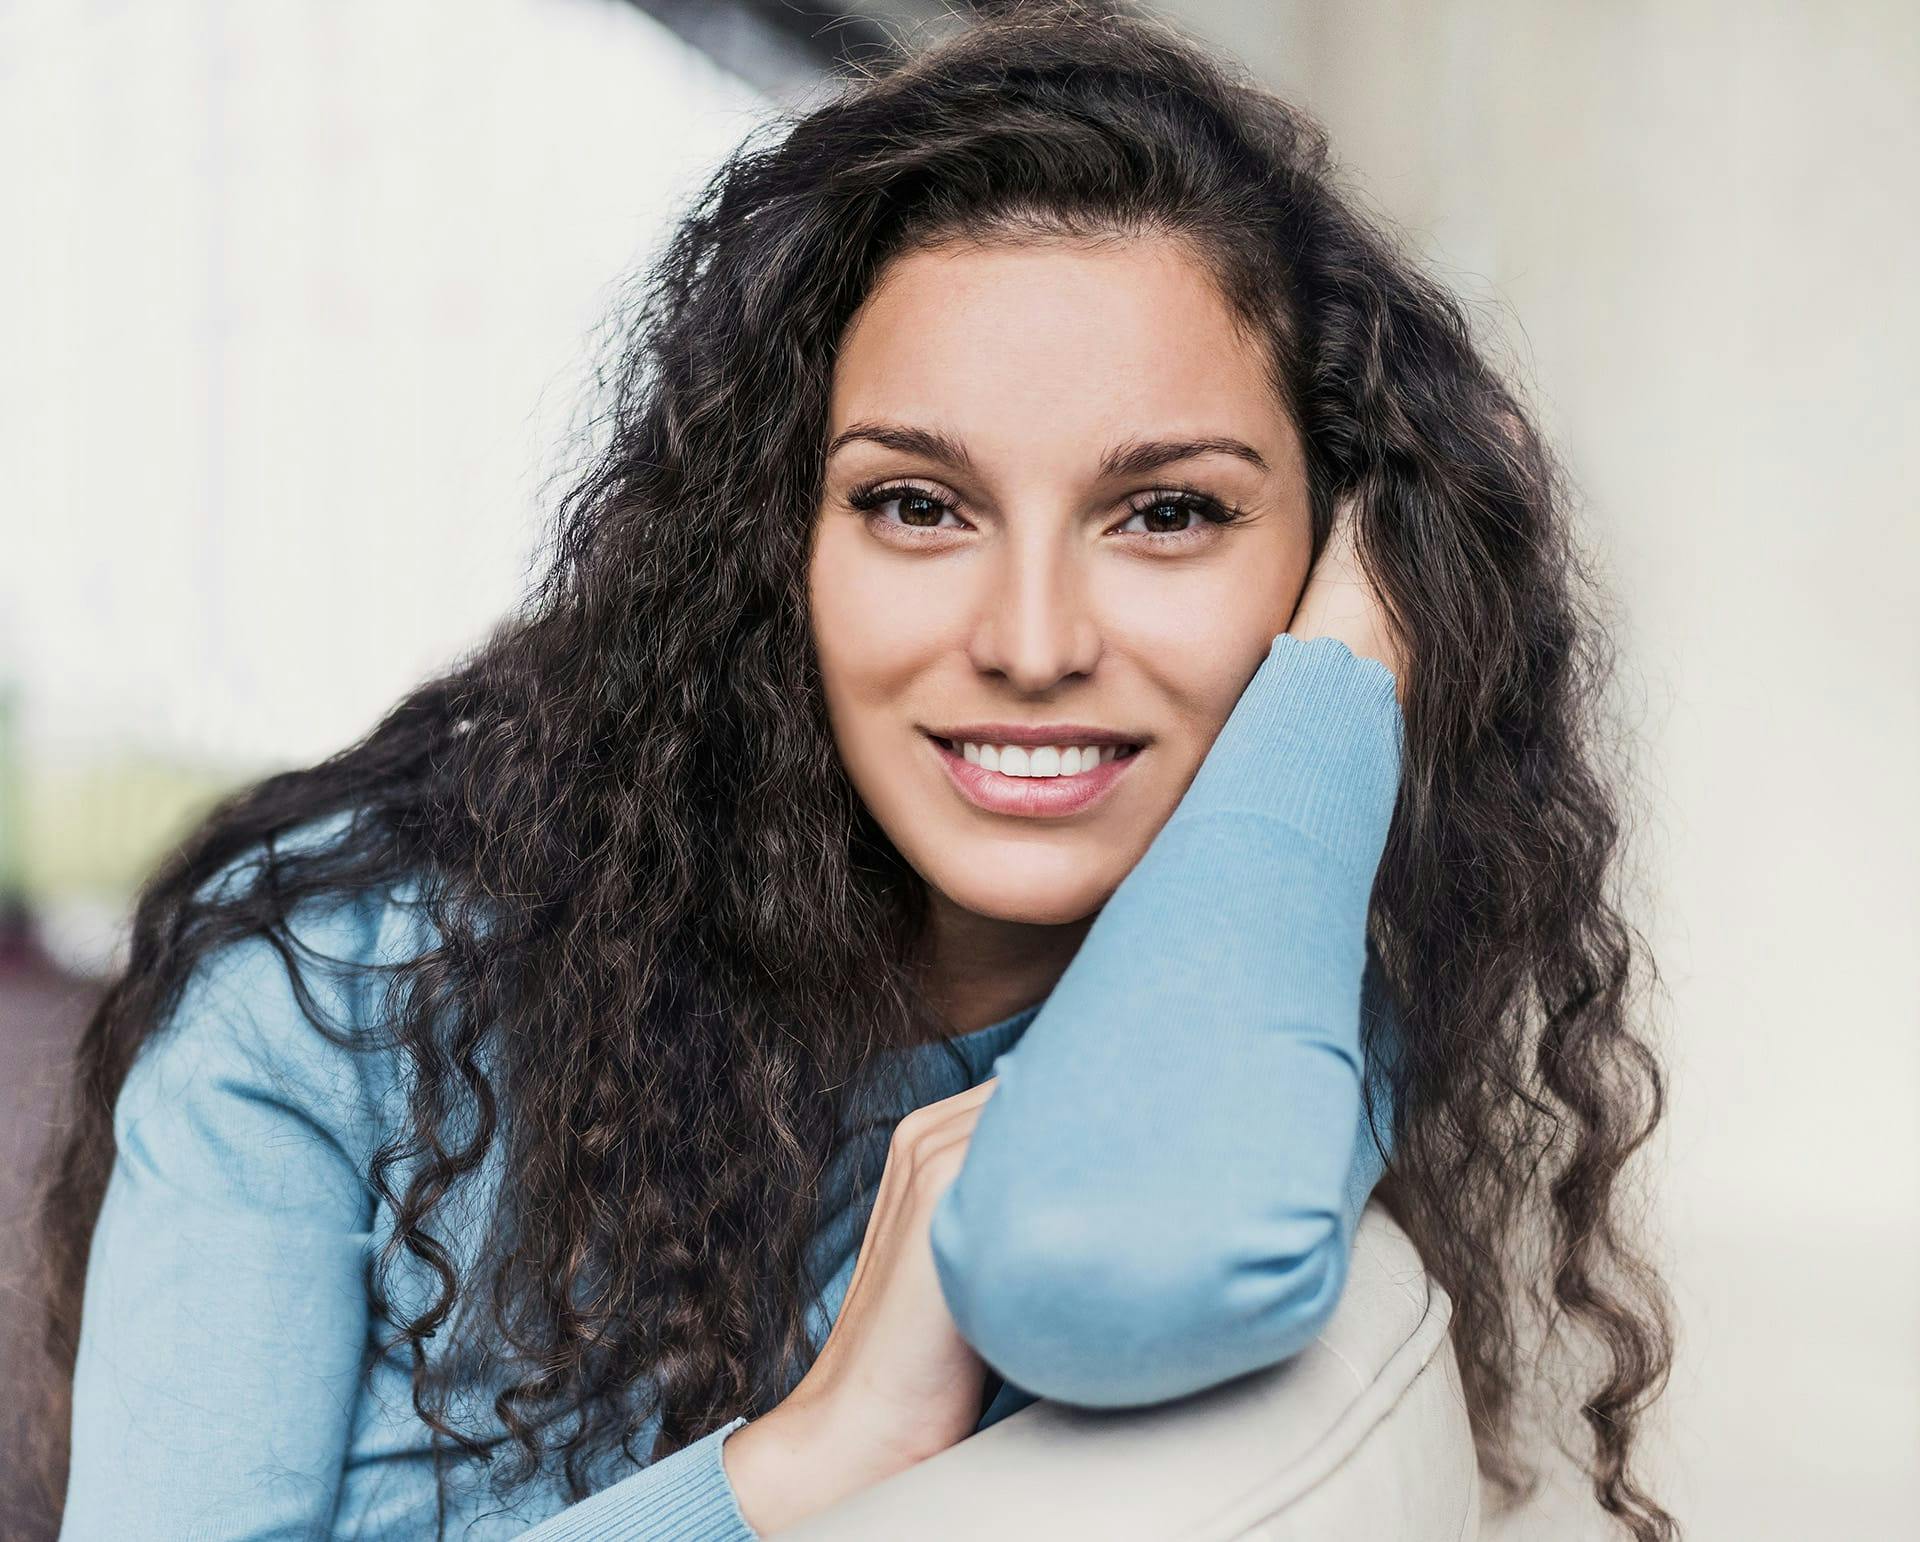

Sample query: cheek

[808,529,942,733]
[1097,537,1313,767]
[1101,545,1307,678]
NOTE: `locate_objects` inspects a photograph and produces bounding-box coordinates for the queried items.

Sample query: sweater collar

[928,997,1045,1082]
[840,997,1045,1132]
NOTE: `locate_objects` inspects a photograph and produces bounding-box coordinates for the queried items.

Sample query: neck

[918,886,1096,1037]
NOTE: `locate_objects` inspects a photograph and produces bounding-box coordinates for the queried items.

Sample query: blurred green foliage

[22,750,249,905]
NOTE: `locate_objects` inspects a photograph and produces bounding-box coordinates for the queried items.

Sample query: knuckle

[909,1141,967,1201]
[888,1105,936,1155]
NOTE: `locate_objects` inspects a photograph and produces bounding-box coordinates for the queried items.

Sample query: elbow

[929,1190,1352,1409]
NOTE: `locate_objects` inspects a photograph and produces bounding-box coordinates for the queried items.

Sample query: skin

[725,236,1402,1531]
[806,237,1319,1037]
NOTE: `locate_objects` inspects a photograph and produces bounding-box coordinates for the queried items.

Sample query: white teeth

[952,740,1131,778]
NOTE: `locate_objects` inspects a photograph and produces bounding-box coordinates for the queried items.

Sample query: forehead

[829,239,1286,455]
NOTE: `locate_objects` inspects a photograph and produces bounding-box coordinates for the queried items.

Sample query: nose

[965,525,1103,691]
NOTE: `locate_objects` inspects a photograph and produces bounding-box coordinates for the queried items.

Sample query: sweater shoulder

[120,810,443,1185]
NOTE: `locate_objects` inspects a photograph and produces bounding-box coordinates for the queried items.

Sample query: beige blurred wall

[1160,1,1918,1536]
[0,0,770,967]
[4,1,1913,1533]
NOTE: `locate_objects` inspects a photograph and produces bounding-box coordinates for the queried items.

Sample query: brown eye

[1136,498,1198,532]
[895,492,947,527]
[846,481,964,532]
[1117,491,1242,539]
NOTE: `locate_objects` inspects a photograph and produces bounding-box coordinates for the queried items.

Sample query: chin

[928,864,1116,929]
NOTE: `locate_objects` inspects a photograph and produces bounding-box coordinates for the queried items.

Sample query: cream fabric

[775,1201,1479,1540]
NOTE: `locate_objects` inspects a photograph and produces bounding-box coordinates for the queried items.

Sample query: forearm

[928,634,1403,1406]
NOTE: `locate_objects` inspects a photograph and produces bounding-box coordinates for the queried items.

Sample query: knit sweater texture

[59,633,1404,1539]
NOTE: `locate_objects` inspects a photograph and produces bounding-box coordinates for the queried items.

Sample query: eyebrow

[824,420,1270,478]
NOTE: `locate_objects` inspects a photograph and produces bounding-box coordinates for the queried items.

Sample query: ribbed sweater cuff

[518,1415,758,1540]
[1168,634,1403,868]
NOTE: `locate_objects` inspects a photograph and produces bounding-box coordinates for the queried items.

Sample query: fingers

[1323,491,1359,549]
[888,1083,993,1204]
[1310,496,1365,588]
[891,1075,998,1140]
[844,1077,1000,1303]
[1286,492,1405,695]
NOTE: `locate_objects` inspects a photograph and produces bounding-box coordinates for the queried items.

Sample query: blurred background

[1,2,1913,1537]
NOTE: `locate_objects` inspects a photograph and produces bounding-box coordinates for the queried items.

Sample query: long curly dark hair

[25,2,1677,1536]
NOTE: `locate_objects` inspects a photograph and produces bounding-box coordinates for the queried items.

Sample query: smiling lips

[925,731,1143,816]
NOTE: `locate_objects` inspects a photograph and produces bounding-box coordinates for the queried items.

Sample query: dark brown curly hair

[25,2,1677,1536]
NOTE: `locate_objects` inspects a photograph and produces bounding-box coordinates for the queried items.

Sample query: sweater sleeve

[927,633,1404,1409]
[510,1419,755,1541]
[60,931,382,1540]
[59,919,761,1542]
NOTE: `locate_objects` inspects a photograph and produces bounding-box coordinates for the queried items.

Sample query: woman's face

[809,237,1314,935]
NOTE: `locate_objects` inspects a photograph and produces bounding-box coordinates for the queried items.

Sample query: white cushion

[774,1200,1480,1539]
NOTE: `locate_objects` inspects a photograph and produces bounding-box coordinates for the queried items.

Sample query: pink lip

[925,732,1142,817]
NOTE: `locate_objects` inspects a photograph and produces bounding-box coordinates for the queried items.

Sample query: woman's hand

[1286,494,1406,696]
[722,1077,999,1534]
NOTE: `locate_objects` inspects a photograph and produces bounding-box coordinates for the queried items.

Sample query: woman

[29,2,1677,1538]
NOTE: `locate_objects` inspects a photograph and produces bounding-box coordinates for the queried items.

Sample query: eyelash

[845,480,1248,543]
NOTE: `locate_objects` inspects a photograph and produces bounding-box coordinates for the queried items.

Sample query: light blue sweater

[59,634,1404,1540]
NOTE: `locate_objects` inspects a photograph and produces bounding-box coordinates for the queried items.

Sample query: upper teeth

[958,742,1128,777]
